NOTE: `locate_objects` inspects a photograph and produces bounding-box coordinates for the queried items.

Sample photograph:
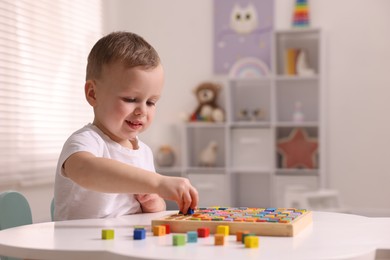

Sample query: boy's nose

[134,104,146,116]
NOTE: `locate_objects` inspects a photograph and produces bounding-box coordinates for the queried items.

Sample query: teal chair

[0,191,33,260]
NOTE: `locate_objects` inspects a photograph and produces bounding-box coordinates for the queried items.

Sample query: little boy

[54,31,198,220]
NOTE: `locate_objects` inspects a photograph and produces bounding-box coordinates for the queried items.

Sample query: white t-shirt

[54,123,156,221]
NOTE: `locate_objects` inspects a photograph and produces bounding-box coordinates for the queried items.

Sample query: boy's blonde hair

[86,31,160,80]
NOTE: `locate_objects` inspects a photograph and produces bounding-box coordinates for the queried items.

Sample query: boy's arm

[63,151,198,213]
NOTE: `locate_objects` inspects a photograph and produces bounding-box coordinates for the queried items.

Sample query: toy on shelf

[198,141,218,167]
[285,48,300,75]
[285,48,314,76]
[155,145,175,167]
[252,108,266,121]
[277,128,318,169]
[292,0,310,28]
[237,108,265,122]
[293,101,304,122]
[237,109,250,121]
[296,50,315,76]
[189,82,225,123]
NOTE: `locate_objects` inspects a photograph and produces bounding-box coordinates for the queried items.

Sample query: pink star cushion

[277,128,318,169]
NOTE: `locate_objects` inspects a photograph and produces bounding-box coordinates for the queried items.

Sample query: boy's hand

[135,193,166,213]
[157,176,199,214]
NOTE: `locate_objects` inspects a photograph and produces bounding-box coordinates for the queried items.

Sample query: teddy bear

[189,82,225,122]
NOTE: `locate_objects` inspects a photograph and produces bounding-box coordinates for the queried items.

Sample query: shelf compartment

[276,127,319,170]
[275,78,319,122]
[275,29,320,76]
[229,79,271,123]
[231,128,272,169]
[185,125,226,168]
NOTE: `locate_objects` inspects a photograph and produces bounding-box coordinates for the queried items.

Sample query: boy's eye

[122,97,158,106]
[147,100,156,106]
[123,98,136,103]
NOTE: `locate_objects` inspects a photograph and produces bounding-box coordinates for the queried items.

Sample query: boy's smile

[85,61,164,148]
[126,119,143,130]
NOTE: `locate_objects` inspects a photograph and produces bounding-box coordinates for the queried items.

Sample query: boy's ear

[85,80,97,106]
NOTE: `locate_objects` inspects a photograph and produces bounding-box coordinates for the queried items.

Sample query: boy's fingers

[177,188,198,214]
[177,199,184,213]
[181,192,192,214]
[190,187,199,209]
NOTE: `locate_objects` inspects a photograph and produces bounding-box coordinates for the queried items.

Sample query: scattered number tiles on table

[152,207,312,237]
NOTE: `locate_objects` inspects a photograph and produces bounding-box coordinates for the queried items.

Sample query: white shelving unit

[159,28,325,209]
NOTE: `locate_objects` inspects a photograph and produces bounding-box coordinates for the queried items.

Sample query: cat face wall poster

[213,0,274,78]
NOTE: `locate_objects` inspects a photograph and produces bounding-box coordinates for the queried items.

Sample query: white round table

[0,211,389,260]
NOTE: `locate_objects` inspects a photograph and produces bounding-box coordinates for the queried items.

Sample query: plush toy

[155,145,175,167]
[199,141,218,167]
[189,82,225,122]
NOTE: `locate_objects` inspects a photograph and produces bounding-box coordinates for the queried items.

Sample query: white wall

[304,0,390,215]
[104,0,390,216]
[8,0,389,223]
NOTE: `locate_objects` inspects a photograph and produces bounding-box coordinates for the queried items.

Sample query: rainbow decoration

[228,57,270,78]
[292,0,310,28]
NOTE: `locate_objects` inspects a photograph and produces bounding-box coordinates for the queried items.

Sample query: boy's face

[86,62,164,147]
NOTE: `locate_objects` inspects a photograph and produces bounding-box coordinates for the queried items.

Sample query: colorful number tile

[216,225,229,236]
[133,228,146,240]
[187,231,198,243]
[162,224,171,234]
[153,225,166,236]
[101,229,114,240]
[179,208,195,215]
[197,227,210,238]
[173,234,186,246]
[242,233,255,244]
[245,236,259,248]
[236,230,250,242]
[214,233,225,246]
